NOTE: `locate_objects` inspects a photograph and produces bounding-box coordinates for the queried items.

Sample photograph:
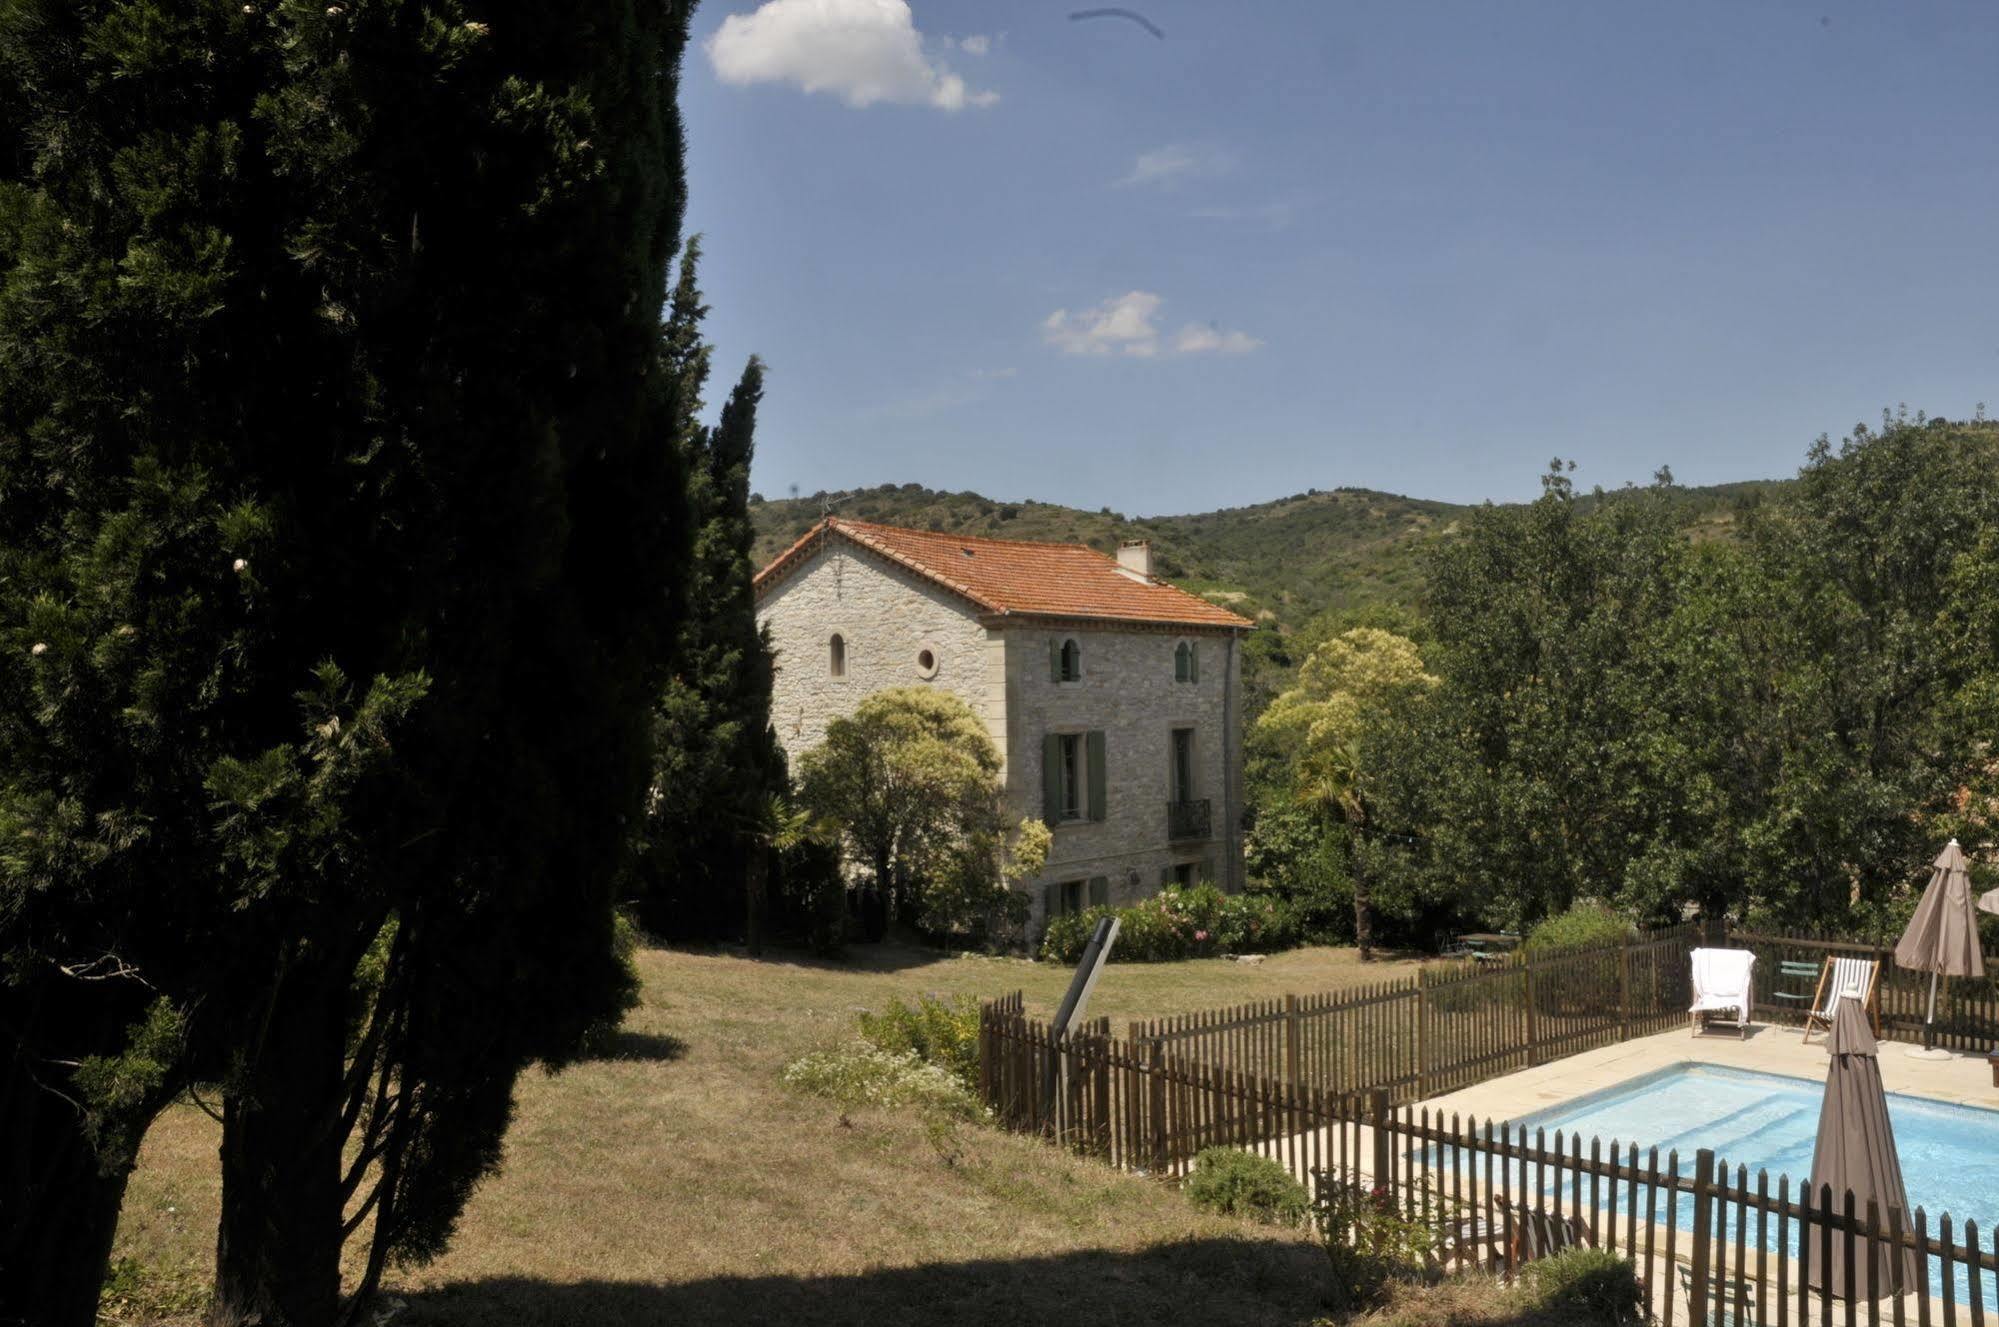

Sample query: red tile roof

[754,518,1253,631]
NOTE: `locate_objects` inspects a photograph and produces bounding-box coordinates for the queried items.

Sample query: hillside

[750,479,1788,631]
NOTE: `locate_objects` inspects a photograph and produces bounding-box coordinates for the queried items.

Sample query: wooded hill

[750,478,1790,630]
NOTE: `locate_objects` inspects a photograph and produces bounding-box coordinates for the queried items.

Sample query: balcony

[1166,798,1211,843]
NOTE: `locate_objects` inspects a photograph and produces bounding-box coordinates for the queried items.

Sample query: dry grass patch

[111,940,1425,1325]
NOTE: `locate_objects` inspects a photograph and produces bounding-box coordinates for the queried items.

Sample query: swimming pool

[1463,1063,1999,1303]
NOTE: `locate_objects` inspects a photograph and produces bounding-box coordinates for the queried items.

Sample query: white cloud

[1173,322,1263,355]
[707,0,997,111]
[1042,291,1165,357]
[955,33,991,56]
[1041,291,1261,358]
[1115,142,1231,188]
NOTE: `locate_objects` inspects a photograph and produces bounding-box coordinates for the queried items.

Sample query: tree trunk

[210,973,349,1327]
[0,1081,136,1327]
[1350,839,1375,963]
[744,839,768,958]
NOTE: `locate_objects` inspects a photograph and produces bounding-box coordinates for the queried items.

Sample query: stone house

[753,517,1254,933]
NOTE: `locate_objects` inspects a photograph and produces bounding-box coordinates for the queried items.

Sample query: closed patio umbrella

[1892,839,1984,1058]
[1803,995,1920,1299]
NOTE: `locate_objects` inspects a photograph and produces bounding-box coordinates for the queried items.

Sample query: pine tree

[0,3,698,1322]
[636,246,779,946]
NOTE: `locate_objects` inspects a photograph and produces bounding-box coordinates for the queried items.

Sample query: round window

[915,647,939,679]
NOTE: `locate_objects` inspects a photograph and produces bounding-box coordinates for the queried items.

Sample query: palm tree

[1295,738,1377,961]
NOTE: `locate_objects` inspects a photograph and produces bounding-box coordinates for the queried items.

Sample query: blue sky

[682,0,1999,512]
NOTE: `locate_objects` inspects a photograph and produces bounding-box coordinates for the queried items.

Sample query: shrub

[781,1041,981,1119]
[1184,1148,1310,1227]
[1039,885,1301,964]
[1523,901,1633,956]
[1217,889,1299,952]
[578,909,644,1058]
[857,994,981,1091]
[1518,1247,1643,1322]
[1313,1175,1435,1312]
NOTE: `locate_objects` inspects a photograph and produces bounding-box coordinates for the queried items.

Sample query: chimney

[1116,539,1153,578]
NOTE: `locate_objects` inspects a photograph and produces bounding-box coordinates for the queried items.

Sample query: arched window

[829,633,846,678]
[1052,637,1081,682]
[1174,640,1198,683]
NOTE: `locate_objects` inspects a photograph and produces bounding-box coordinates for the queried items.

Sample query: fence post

[1523,959,1539,1067]
[1284,993,1300,1088]
[1688,1148,1716,1327]
[1619,936,1632,1042]
[1368,1088,1393,1189]
[1415,977,1428,1099]
[1147,1039,1168,1175]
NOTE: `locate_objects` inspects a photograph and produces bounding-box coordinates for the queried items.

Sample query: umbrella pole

[1924,971,1938,1051]
[1905,970,1954,1060]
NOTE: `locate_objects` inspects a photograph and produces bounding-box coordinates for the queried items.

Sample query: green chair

[1769,959,1822,1024]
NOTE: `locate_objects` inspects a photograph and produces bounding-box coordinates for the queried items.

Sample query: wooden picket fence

[978,1009,1999,1322]
[980,917,1999,1319]
[1117,924,1699,1104]
[1351,1097,1999,1325]
[1735,928,1999,1051]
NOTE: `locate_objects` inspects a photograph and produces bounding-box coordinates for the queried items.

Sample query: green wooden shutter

[1159,865,1170,887]
[1049,637,1060,682]
[1042,733,1063,821]
[1086,730,1106,821]
[1087,876,1109,908]
[1189,642,1199,683]
[1042,882,1058,918]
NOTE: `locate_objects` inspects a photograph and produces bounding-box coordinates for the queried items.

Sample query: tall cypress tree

[637,244,778,945]
[0,3,697,1323]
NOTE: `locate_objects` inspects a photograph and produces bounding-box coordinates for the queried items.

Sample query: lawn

[109,941,1426,1326]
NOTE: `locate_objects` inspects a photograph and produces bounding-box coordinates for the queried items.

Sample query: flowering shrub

[856,994,981,1091]
[781,1041,981,1119]
[1040,884,1299,963]
[1313,1174,1435,1311]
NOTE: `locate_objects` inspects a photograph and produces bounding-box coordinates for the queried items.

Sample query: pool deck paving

[1421,1018,1999,1125]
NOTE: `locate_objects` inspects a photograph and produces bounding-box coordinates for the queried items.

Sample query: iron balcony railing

[1166,798,1211,842]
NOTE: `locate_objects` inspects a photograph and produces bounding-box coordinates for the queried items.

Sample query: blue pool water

[1432,1063,1999,1305]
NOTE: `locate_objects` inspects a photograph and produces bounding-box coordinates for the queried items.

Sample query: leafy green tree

[637,242,780,947]
[1255,628,1437,958]
[1733,413,1999,925]
[0,4,697,1322]
[796,688,1045,946]
[1419,467,1689,926]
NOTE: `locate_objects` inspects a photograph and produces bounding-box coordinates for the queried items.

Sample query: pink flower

[1195,930,1209,942]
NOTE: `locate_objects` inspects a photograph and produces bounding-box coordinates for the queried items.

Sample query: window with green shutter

[1087,876,1109,908]
[1085,730,1106,821]
[1173,639,1200,683]
[1053,637,1081,682]
[1044,733,1087,822]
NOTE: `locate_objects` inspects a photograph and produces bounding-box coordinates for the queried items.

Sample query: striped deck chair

[1677,1261,1767,1327]
[1495,1197,1594,1267]
[1800,955,1879,1044]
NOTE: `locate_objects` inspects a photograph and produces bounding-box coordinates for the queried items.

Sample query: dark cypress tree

[636,244,779,946]
[0,4,698,1323]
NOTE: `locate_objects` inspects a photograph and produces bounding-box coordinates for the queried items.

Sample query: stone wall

[759,542,1004,763]
[1004,623,1244,931]
[757,538,1246,941]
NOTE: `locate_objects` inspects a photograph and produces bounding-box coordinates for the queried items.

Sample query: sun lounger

[1689,947,1757,1039]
